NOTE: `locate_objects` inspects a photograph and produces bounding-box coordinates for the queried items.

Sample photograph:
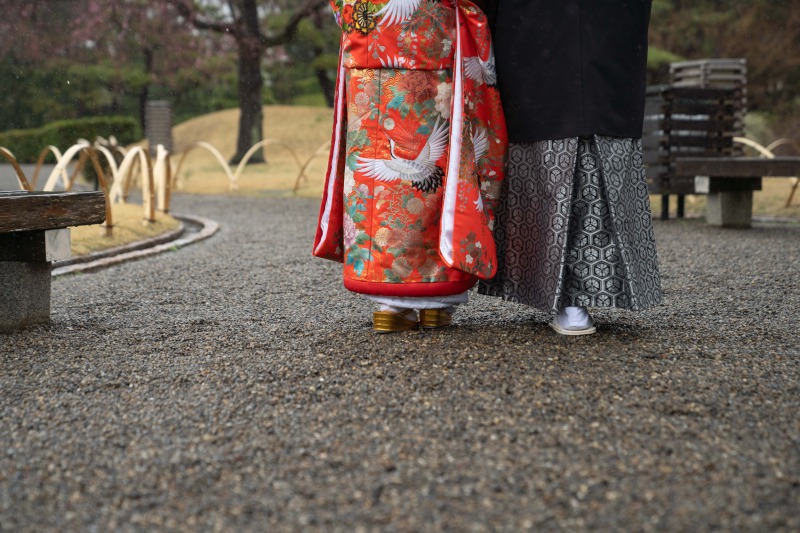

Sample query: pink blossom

[344,215,358,248]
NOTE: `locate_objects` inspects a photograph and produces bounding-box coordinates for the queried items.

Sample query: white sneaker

[549,306,596,336]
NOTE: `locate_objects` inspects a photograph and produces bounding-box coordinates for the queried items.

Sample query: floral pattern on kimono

[314,0,507,297]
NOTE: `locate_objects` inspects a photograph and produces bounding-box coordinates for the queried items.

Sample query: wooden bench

[644,86,746,220]
[643,85,798,227]
[0,191,106,332]
[673,156,800,228]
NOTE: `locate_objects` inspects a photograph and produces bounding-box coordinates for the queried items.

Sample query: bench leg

[706,191,753,229]
[677,195,686,219]
[661,195,669,220]
[0,261,52,332]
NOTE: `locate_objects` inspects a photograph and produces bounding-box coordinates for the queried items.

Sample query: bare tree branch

[164,0,238,36]
[260,0,327,48]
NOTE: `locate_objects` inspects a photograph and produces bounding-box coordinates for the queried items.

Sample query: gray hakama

[478,136,662,313]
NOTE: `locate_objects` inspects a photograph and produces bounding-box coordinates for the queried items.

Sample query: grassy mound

[171,105,332,197]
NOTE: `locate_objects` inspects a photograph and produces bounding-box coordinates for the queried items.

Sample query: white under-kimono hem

[364,292,469,310]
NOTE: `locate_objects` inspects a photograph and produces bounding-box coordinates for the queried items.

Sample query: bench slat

[661,118,739,131]
[667,102,740,115]
[0,191,106,234]
[673,157,800,177]
[663,135,734,149]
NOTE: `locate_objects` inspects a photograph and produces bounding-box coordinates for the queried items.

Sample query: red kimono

[314,0,507,298]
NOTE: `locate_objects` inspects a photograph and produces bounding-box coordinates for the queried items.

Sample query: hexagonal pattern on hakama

[479,136,662,312]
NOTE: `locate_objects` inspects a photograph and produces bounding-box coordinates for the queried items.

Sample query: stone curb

[54,224,187,268]
[52,214,220,277]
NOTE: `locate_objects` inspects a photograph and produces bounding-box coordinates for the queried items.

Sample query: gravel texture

[1,194,799,532]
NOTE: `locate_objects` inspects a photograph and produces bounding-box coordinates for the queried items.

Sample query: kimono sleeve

[313,35,348,263]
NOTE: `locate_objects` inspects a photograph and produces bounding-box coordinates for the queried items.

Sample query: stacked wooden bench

[0,191,106,332]
[643,86,800,228]
[643,85,745,221]
[670,59,748,94]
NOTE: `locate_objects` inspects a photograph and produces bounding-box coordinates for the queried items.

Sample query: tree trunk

[231,0,265,165]
[315,67,336,108]
[312,11,336,108]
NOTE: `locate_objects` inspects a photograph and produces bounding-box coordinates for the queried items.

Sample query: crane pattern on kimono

[379,56,408,68]
[464,46,497,87]
[472,126,489,211]
[375,0,424,26]
[372,0,495,83]
[373,0,495,211]
[357,118,449,193]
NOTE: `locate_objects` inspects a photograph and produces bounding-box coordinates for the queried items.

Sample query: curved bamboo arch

[0,147,32,191]
[32,146,67,190]
[110,147,142,203]
[109,146,156,222]
[43,141,91,191]
[734,136,799,208]
[233,139,304,186]
[98,143,163,221]
[81,146,114,236]
[92,144,121,179]
[38,141,120,194]
[172,141,237,191]
[294,141,331,195]
[766,138,800,155]
[68,151,91,192]
[121,154,142,202]
[139,148,157,223]
[153,144,172,213]
[734,137,775,159]
[171,139,308,192]
[7,136,356,231]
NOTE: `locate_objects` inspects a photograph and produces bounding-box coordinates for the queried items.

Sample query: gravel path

[2,194,799,532]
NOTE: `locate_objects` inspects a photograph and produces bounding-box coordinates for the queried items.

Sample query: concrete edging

[54,224,187,268]
[52,214,220,277]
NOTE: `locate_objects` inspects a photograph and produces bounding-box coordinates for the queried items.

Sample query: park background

[0,0,799,247]
[2,2,800,531]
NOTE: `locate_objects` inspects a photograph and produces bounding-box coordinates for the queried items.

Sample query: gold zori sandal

[418,309,453,330]
[373,310,419,334]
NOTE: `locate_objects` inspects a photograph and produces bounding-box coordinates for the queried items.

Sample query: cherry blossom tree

[73,1,225,129]
[0,0,227,130]
[0,0,329,162]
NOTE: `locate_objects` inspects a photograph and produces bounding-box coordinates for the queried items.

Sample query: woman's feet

[374,306,593,335]
[550,306,596,336]
[373,306,455,333]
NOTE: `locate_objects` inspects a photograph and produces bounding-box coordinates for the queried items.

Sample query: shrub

[0,116,140,163]
[0,128,46,163]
